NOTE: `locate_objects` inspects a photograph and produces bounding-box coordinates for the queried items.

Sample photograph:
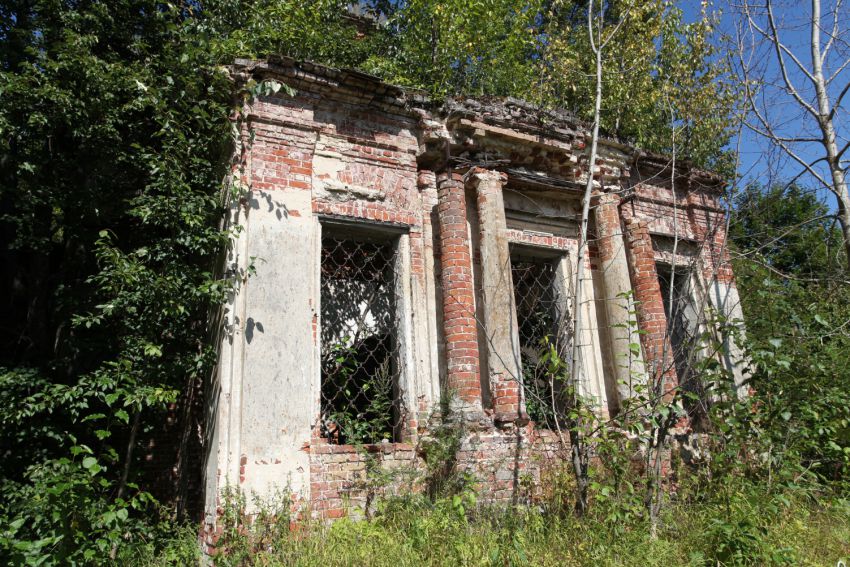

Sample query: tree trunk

[836,193,850,270]
[566,0,605,518]
[809,0,850,269]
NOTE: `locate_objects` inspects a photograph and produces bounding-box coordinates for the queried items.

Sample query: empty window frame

[656,264,705,421]
[510,248,569,429]
[319,224,405,445]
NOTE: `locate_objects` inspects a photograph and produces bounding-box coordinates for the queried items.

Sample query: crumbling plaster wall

[620,161,747,397]
[204,58,744,535]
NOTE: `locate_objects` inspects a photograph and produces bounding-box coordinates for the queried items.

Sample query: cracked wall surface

[202,57,747,541]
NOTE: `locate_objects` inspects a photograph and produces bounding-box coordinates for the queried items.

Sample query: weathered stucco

[203,56,745,537]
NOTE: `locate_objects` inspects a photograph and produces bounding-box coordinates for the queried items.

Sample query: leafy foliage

[0,0,754,563]
[367,0,543,98]
[218,0,737,167]
[536,0,736,169]
[0,1,235,562]
[323,341,396,445]
[727,184,850,484]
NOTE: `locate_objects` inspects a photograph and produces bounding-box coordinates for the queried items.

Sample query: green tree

[0,1,234,562]
[0,0,741,562]
[354,1,737,169]
[729,184,850,484]
[732,184,845,277]
[0,1,397,561]
[366,0,543,97]
[538,0,735,170]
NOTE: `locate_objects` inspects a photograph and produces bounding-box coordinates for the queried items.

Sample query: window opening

[510,250,567,429]
[657,264,705,424]
[320,229,404,444]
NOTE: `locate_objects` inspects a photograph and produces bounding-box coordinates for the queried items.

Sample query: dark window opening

[657,264,706,426]
[510,250,568,429]
[320,230,404,444]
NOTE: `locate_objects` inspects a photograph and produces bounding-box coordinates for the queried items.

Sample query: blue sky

[682,0,849,209]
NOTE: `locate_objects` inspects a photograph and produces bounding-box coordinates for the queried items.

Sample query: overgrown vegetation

[729,184,850,483]
[1,3,236,563]
[1,0,848,564]
[140,469,850,566]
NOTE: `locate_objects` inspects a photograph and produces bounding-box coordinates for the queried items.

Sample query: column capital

[436,171,464,186]
[465,167,508,187]
[595,190,621,207]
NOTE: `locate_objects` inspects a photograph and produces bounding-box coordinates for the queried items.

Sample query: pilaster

[468,169,527,425]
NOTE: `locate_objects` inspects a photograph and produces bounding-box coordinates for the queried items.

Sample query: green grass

[130,482,850,566]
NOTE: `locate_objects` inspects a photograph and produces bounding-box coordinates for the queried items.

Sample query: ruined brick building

[202,57,747,529]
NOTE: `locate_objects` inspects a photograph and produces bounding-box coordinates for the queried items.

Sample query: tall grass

[131,476,849,566]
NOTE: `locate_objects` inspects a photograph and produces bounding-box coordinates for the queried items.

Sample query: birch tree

[732,0,850,269]
[561,0,634,518]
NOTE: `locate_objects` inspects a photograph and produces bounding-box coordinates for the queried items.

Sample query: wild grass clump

[144,472,849,567]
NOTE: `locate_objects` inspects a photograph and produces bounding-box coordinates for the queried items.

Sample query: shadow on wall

[245,317,264,344]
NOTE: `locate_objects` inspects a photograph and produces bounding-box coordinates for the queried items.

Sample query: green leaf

[143,343,163,357]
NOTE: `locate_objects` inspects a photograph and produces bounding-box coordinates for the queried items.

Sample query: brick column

[623,218,678,395]
[594,192,646,409]
[436,172,483,415]
[594,193,646,406]
[468,169,526,425]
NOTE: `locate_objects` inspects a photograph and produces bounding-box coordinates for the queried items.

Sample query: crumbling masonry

[203,57,747,531]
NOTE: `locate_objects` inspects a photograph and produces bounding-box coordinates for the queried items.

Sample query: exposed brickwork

[623,217,678,393]
[305,428,562,520]
[204,58,741,531]
[309,442,417,520]
[436,172,483,410]
[312,200,417,226]
[505,229,576,252]
[456,426,559,503]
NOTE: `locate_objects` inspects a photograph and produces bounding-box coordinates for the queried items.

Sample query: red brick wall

[307,428,562,520]
[436,172,482,408]
[621,173,730,403]
[623,217,678,393]
[209,61,735,526]
[309,442,418,520]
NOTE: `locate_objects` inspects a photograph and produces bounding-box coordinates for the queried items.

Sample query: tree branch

[751,0,819,119]
[820,0,842,62]
[736,38,835,192]
[742,118,834,191]
[826,56,850,84]
[828,79,850,120]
